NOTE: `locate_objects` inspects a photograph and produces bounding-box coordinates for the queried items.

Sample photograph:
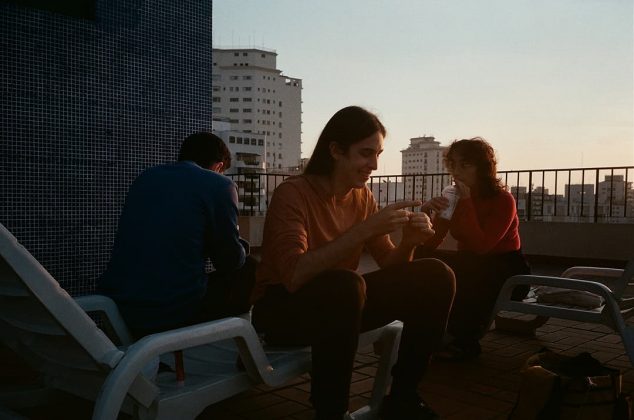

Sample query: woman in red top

[417,137,530,360]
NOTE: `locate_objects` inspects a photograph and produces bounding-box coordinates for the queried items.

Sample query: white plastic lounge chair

[491,259,634,364]
[0,223,403,420]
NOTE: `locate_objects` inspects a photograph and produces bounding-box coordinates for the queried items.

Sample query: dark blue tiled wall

[0,1,214,295]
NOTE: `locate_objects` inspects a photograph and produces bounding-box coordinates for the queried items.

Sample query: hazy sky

[213,0,633,174]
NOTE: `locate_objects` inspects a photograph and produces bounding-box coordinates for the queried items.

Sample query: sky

[213,0,634,175]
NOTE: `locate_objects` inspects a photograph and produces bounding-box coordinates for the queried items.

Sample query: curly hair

[444,137,504,198]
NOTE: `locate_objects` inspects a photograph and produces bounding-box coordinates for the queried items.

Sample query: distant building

[213,118,266,214]
[212,48,302,171]
[597,175,634,219]
[401,136,449,201]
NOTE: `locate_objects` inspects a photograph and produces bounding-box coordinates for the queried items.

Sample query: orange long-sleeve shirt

[251,175,393,302]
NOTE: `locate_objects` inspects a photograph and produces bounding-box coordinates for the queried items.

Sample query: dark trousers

[130,256,258,339]
[251,258,456,418]
[415,248,530,342]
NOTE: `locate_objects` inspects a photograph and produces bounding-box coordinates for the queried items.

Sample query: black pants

[415,248,530,342]
[130,256,258,339]
[251,258,456,418]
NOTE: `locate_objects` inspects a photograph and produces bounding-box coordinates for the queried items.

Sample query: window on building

[229,108,239,113]
[279,101,282,107]
[243,75,252,80]
[229,97,239,102]
[229,136,236,143]
[251,139,257,145]
[243,119,252,123]
[234,52,239,56]
[258,139,264,146]
[212,86,220,92]
[237,137,243,144]
[230,76,239,80]
[243,108,252,113]
[261,53,265,58]
[242,52,248,56]
[243,98,252,102]
[212,97,221,102]
[243,87,251,91]
[229,119,238,123]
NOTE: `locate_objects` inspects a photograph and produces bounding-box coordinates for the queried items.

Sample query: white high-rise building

[401,136,449,201]
[212,48,302,171]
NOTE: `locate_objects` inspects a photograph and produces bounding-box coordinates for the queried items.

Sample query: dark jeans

[130,256,258,339]
[415,248,530,343]
[251,258,456,418]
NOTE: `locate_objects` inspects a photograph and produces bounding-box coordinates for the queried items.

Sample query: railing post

[527,171,532,221]
[594,170,600,223]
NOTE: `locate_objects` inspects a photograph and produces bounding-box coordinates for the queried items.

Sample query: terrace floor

[5,257,633,419]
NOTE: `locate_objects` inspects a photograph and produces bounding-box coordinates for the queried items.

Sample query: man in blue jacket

[99,132,251,338]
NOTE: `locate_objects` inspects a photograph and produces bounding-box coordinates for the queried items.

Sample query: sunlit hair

[304,106,386,176]
[178,132,231,171]
[444,137,504,198]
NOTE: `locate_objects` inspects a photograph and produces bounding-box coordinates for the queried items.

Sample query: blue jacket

[98,161,246,330]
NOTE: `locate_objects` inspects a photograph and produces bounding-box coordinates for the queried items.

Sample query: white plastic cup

[438,185,459,220]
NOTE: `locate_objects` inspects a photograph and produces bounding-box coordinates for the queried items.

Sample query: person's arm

[420,215,450,250]
[208,180,247,272]
[265,183,420,292]
[453,192,517,254]
[290,200,421,291]
[369,211,435,266]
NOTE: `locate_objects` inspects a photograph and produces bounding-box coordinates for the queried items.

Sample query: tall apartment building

[401,136,449,201]
[212,48,302,171]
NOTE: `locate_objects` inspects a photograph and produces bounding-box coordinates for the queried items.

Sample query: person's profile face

[331,132,384,189]
[447,153,477,187]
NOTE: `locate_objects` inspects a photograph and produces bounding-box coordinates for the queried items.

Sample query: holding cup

[438,185,459,220]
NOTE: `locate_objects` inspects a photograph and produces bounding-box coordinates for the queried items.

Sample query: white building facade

[401,136,449,201]
[212,48,302,171]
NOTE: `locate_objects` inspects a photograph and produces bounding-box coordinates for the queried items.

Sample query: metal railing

[229,166,634,223]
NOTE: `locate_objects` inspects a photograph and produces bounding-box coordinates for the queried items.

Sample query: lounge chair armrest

[75,294,133,346]
[561,266,624,279]
[499,275,615,301]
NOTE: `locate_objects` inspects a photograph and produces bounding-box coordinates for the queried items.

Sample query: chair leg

[619,326,634,366]
[174,350,185,386]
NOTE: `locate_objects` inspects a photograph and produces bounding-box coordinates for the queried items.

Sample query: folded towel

[534,286,604,309]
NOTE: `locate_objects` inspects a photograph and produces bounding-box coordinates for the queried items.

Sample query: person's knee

[318,269,366,312]
[408,258,456,298]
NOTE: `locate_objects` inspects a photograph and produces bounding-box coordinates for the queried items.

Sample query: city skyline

[213,0,634,175]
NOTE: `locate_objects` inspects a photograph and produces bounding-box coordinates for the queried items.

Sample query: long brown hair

[445,137,504,198]
[304,106,386,176]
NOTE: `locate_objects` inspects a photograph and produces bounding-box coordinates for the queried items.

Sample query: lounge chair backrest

[0,223,124,376]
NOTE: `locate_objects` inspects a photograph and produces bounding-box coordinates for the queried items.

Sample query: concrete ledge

[239,215,633,263]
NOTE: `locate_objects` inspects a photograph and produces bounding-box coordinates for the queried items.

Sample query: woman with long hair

[418,137,530,360]
[251,106,455,420]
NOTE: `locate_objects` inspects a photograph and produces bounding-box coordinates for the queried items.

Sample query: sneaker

[379,394,440,420]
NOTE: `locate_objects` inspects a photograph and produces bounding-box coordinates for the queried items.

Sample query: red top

[426,190,521,254]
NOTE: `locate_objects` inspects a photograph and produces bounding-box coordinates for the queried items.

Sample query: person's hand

[454,180,471,198]
[361,200,422,237]
[402,211,435,246]
[421,196,449,215]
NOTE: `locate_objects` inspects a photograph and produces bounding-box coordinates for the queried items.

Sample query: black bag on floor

[509,348,631,420]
